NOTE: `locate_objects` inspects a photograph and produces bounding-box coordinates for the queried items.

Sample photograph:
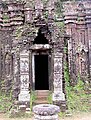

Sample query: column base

[18,92,30,112]
[52,92,66,112]
[52,91,65,101]
[18,91,30,102]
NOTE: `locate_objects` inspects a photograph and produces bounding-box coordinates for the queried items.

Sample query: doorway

[34,55,49,90]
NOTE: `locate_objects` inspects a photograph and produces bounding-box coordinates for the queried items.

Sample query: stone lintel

[30,44,51,50]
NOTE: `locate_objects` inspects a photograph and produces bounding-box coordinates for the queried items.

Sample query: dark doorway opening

[35,55,49,90]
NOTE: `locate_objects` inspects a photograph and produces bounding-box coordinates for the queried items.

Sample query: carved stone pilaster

[53,52,65,104]
[18,49,30,103]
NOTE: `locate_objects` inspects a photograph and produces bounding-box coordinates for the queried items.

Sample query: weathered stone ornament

[33,104,60,120]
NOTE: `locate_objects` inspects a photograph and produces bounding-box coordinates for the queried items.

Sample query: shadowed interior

[33,28,48,44]
[35,55,49,90]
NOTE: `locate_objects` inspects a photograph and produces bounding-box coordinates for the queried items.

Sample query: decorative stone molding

[30,44,52,51]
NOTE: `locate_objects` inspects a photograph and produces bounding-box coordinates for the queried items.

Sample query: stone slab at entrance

[33,104,60,120]
[34,90,49,105]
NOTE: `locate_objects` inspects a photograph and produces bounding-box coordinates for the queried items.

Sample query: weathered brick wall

[0,0,25,95]
[0,0,91,96]
[63,1,91,85]
[0,30,13,92]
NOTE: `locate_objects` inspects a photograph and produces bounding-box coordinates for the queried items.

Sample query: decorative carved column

[52,32,65,111]
[18,49,30,111]
[53,52,65,102]
[18,49,30,110]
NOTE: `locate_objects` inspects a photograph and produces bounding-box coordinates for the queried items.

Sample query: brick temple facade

[0,0,91,111]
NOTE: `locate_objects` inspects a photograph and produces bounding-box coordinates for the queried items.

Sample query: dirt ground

[0,112,91,120]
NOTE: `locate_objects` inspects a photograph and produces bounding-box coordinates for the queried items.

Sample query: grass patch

[47,91,52,104]
[0,92,13,113]
[64,62,91,113]
[30,91,37,111]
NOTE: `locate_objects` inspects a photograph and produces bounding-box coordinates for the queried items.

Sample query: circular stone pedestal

[33,104,60,120]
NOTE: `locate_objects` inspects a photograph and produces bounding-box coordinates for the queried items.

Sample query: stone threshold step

[36,97,48,99]
[35,90,49,93]
[35,90,49,96]
[33,100,48,104]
